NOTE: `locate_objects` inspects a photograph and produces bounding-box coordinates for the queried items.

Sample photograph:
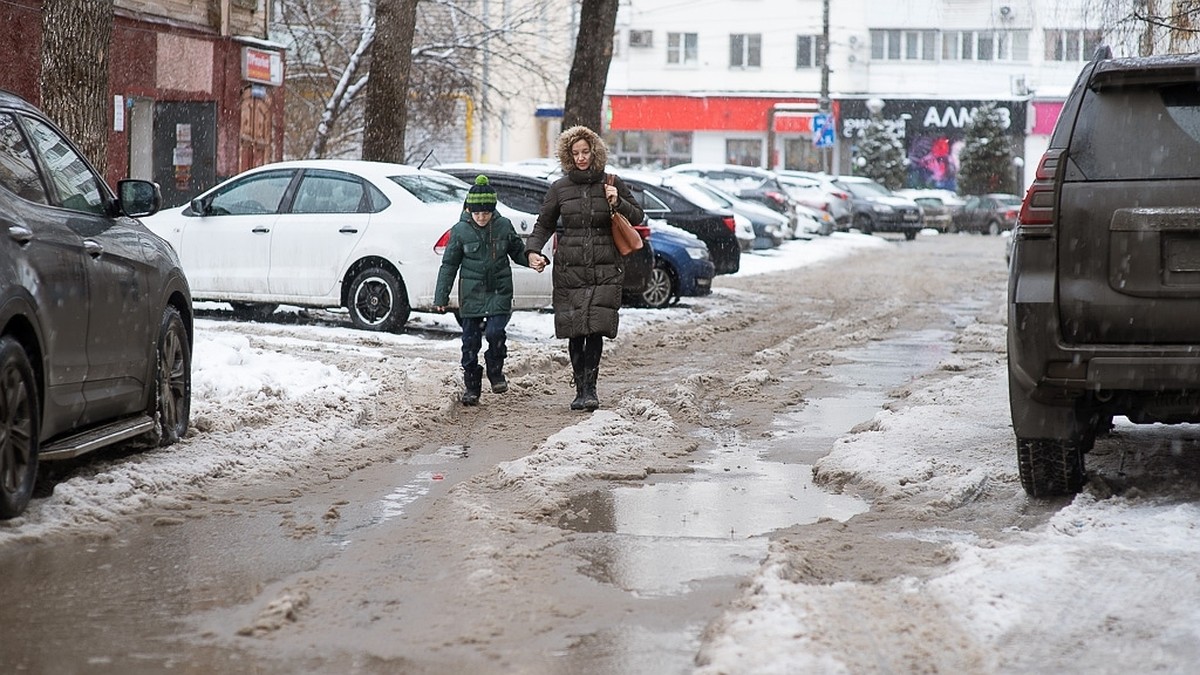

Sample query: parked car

[610,169,742,275]
[830,175,924,240]
[0,90,193,519]
[793,203,837,238]
[894,188,965,233]
[143,160,553,332]
[1008,48,1200,496]
[636,220,715,308]
[434,163,655,302]
[951,193,1022,235]
[667,173,786,248]
[776,170,854,228]
[663,163,800,232]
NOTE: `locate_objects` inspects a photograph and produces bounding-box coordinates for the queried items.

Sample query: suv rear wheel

[144,306,191,446]
[1017,438,1085,497]
[0,337,38,519]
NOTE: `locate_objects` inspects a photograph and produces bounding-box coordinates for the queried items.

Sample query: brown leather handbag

[606,174,643,256]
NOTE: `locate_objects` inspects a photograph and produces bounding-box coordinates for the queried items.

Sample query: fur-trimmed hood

[556,125,609,175]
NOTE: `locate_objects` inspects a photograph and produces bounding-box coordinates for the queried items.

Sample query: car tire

[230,302,278,321]
[1016,437,1085,497]
[904,230,917,241]
[348,267,410,332]
[854,213,873,234]
[142,306,191,447]
[988,220,1002,236]
[640,259,676,309]
[0,336,39,519]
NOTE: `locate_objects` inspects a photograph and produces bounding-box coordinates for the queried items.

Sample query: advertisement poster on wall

[838,98,1027,192]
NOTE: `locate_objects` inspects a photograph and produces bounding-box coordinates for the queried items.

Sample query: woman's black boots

[569,339,588,410]
[568,336,602,411]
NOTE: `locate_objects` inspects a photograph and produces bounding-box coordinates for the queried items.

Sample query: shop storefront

[836,98,1028,192]
[0,1,285,203]
[605,94,823,170]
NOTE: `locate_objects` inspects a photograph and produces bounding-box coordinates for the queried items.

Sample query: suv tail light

[634,224,650,240]
[722,216,737,232]
[434,229,451,255]
[1017,150,1063,235]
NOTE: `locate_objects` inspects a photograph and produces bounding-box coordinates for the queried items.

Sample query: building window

[943,30,1029,61]
[1045,29,1104,61]
[871,30,935,61]
[725,138,762,166]
[608,131,693,170]
[796,35,826,69]
[668,32,698,65]
[730,33,762,68]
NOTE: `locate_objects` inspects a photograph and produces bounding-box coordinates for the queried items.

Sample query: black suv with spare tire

[1008,47,1200,497]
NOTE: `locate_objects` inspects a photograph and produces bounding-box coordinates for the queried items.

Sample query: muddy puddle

[556,326,959,654]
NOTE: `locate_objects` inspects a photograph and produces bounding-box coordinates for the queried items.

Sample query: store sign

[242,47,283,86]
[838,99,1026,140]
[837,98,1028,192]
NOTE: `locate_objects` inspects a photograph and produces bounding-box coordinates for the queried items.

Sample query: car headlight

[871,203,895,213]
[686,246,709,260]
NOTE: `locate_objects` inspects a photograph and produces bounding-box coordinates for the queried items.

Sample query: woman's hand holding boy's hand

[528,251,548,273]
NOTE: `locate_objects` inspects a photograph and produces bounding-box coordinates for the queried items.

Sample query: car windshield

[840,180,890,198]
[671,180,727,210]
[1073,81,1200,179]
[993,194,1023,207]
[389,173,467,204]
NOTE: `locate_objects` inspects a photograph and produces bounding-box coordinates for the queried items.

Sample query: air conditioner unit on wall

[629,30,653,48]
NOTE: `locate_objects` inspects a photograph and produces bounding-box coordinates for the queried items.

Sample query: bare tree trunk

[40,0,114,175]
[562,0,618,132]
[362,0,419,162]
[1139,0,1159,54]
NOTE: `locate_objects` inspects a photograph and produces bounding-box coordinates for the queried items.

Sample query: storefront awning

[608,94,819,133]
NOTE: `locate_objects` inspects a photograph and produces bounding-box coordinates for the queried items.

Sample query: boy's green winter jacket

[433,210,530,318]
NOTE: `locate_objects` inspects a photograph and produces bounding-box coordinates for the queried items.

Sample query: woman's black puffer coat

[525,126,644,339]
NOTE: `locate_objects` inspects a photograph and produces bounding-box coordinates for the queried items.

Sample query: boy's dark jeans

[460,313,511,373]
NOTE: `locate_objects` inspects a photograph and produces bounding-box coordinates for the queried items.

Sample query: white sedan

[142,159,553,332]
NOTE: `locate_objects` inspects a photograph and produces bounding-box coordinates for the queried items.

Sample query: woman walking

[525,125,644,411]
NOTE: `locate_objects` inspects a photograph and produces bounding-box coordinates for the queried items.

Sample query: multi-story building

[0,0,285,206]
[604,0,1166,190]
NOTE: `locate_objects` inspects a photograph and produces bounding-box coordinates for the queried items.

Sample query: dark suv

[831,176,923,240]
[1008,47,1200,496]
[0,90,193,518]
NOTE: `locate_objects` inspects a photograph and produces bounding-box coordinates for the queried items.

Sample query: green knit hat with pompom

[466,175,497,212]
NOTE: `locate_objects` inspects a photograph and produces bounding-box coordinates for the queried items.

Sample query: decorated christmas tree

[957,102,1017,195]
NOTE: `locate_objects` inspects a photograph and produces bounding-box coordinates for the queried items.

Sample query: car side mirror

[117,179,161,218]
[190,197,208,216]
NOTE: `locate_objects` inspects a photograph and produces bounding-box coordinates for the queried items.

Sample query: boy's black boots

[461,365,483,406]
[485,361,508,393]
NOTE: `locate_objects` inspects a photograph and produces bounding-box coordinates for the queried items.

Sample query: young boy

[433,175,537,405]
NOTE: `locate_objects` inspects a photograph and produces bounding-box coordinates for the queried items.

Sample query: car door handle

[339,227,358,234]
[252,226,270,234]
[83,240,104,258]
[7,225,32,244]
